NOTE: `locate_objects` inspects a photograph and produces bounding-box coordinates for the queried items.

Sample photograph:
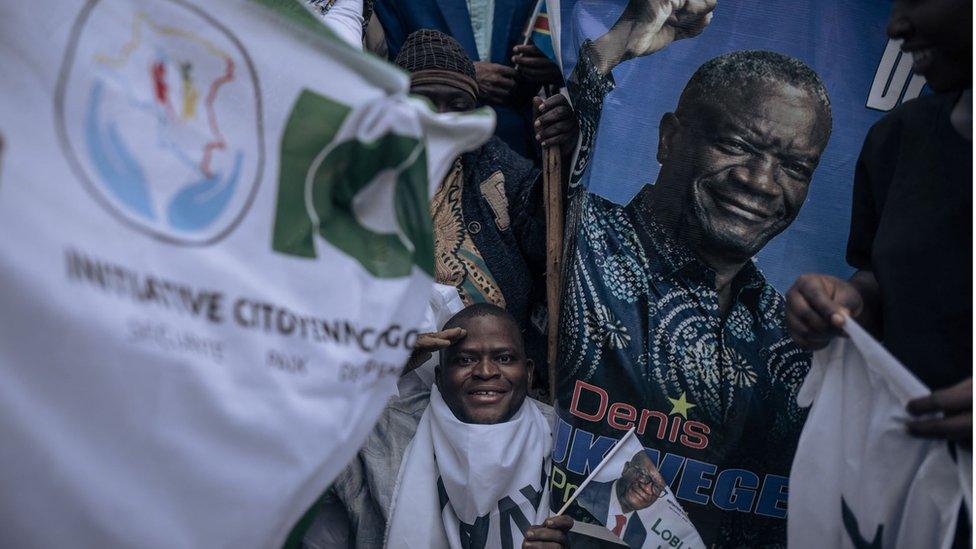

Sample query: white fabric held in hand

[788,319,971,549]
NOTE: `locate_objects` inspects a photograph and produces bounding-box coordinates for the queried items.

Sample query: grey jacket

[301,390,555,549]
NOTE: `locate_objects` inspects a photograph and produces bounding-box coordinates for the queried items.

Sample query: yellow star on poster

[668,392,696,419]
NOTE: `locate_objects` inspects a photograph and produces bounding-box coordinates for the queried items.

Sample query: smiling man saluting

[435,305,536,425]
[301,303,555,549]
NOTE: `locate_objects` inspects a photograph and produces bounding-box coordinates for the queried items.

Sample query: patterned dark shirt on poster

[553,41,811,547]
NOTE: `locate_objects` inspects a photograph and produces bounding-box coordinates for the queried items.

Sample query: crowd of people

[301,0,971,547]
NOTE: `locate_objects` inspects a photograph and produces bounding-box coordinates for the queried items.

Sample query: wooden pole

[542,115,564,404]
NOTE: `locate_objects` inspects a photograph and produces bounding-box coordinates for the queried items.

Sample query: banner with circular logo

[0,1,493,546]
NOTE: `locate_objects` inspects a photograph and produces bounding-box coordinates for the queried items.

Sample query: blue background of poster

[556,0,913,291]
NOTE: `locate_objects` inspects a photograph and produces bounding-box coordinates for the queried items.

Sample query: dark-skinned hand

[592,0,717,74]
[786,273,864,350]
[512,44,563,86]
[402,327,466,376]
[474,61,518,105]
[523,515,573,549]
[532,94,579,158]
[907,377,972,448]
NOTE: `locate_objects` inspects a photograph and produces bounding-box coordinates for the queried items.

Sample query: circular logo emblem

[56,0,264,246]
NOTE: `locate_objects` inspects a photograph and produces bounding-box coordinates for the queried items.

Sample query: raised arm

[590,0,716,75]
[566,0,717,188]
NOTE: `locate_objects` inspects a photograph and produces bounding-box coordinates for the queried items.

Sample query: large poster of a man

[554,0,906,290]
[546,0,880,545]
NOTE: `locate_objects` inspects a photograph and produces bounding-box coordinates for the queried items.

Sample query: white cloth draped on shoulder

[385,385,552,548]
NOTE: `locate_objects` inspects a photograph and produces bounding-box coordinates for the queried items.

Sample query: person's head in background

[888,0,972,93]
[435,303,533,425]
[394,29,479,113]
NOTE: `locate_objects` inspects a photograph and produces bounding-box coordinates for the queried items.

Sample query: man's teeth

[473,391,501,395]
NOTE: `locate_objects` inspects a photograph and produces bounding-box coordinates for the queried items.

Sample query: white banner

[0,1,492,547]
[789,319,970,549]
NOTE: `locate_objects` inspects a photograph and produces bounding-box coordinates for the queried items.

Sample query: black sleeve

[845,119,898,271]
[513,172,546,275]
[846,137,879,270]
[497,144,546,274]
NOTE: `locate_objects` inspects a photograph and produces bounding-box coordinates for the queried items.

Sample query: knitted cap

[394,29,477,81]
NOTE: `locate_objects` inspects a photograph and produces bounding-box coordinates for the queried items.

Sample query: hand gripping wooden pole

[542,94,564,403]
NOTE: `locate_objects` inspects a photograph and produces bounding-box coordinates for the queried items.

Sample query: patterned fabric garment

[551,41,811,547]
[430,159,507,307]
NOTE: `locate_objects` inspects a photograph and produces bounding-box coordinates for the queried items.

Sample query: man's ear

[658,112,680,164]
[525,358,535,387]
[434,363,442,387]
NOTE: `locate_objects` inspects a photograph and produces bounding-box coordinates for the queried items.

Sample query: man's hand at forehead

[403,327,467,376]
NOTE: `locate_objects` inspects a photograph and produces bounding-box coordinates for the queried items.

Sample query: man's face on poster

[658,80,830,261]
[616,451,666,513]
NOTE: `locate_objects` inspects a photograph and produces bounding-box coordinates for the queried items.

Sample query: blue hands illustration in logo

[85,82,155,220]
[84,80,241,232]
[167,150,241,231]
